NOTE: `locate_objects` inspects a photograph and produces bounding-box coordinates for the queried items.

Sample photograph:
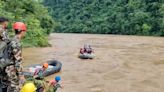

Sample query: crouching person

[47,76,62,92]
[33,63,49,92]
[21,82,37,92]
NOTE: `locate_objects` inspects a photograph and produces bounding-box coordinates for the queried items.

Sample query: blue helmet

[55,76,61,82]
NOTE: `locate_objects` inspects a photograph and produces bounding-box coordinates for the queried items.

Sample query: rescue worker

[0,17,9,42]
[33,63,49,79]
[83,44,93,54]
[79,48,84,54]
[0,17,10,92]
[83,44,88,53]
[87,45,93,54]
[47,76,62,92]
[5,22,27,92]
[33,63,49,92]
[21,82,37,92]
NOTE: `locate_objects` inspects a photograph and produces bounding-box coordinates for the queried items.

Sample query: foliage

[0,0,55,47]
[43,0,164,36]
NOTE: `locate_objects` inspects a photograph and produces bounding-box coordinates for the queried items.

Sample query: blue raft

[23,60,62,77]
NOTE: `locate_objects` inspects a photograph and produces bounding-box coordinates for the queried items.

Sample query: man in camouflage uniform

[6,22,27,92]
[0,17,10,92]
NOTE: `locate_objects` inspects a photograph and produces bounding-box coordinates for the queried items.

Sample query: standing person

[5,22,27,92]
[0,17,10,42]
[0,17,10,92]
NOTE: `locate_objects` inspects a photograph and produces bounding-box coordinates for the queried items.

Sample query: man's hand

[14,51,22,60]
[19,75,25,87]
[15,62,22,73]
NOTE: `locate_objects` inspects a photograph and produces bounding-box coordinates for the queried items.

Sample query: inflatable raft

[23,60,62,77]
[78,53,95,59]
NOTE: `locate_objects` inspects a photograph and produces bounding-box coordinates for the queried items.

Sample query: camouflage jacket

[10,36,22,74]
[0,25,4,37]
[47,82,62,92]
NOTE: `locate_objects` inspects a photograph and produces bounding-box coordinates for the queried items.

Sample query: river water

[23,33,164,92]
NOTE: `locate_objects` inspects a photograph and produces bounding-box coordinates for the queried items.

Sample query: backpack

[0,41,12,69]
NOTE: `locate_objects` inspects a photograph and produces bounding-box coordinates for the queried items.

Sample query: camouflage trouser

[0,68,9,92]
[5,65,20,92]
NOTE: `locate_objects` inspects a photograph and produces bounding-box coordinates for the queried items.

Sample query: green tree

[0,0,55,47]
[43,0,164,36]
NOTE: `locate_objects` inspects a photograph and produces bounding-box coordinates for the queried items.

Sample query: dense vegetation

[0,0,55,47]
[43,0,164,36]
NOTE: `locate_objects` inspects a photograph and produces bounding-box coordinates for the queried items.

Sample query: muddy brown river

[23,33,164,92]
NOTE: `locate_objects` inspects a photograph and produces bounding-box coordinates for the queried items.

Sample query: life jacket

[80,48,84,54]
[34,68,46,81]
[87,47,93,54]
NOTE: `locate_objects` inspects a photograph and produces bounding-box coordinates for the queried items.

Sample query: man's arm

[11,40,23,75]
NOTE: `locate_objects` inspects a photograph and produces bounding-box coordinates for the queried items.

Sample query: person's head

[42,63,49,69]
[13,22,27,39]
[49,80,57,86]
[0,17,9,29]
[55,76,61,82]
[21,82,36,92]
[84,44,88,49]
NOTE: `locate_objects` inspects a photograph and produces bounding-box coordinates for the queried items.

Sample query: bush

[0,0,55,47]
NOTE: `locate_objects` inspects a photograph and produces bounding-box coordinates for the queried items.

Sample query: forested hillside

[0,0,55,47]
[43,0,164,36]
